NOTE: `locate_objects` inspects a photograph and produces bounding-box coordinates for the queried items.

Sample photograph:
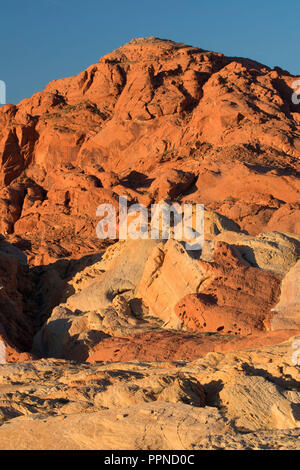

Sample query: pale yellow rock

[0,403,226,450]
[1,337,299,449]
[204,210,241,236]
[271,260,300,330]
[219,374,300,431]
[212,231,300,276]
[137,239,211,326]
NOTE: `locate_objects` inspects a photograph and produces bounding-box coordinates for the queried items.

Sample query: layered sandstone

[0,37,299,450]
[0,339,300,449]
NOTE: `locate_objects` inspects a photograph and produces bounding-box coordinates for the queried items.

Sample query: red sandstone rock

[0,37,300,364]
[148,168,196,201]
[174,242,282,335]
[0,332,33,363]
[0,38,298,263]
[87,329,300,363]
[267,203,300,234]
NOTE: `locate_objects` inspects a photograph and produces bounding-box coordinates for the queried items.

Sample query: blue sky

[1,0,300,104]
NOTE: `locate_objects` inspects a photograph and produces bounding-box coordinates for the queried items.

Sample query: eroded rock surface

[0,339,299,449]
[271,260,300,330]
[0,37,300,450]
[0,38,299,263]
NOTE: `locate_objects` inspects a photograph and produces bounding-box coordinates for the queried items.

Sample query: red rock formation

[0,37,300,363]
[0,37,298,264]
[175,242,281,335]
[87,329,300,363]
[0,332,33,363]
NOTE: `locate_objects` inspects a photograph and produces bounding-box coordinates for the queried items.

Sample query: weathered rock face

[203,230,300,275]
[0,37,300,450]
[175,242,281,335]
[67,239,161,313]
[148,168,196,201]
[0,38,299,263]
[136,239,209,327]
[271,260,300,330]
[0,238,33,352]
[0,339,300,450]
[32,239,165,360]
[0,332,33,363]
[0,237,107,359]
[86,329,300,363]
[32,238,290,363]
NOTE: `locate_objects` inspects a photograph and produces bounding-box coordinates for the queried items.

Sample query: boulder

[136,239,208,327]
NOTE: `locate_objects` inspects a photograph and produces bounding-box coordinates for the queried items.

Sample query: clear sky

[1,0,300,105]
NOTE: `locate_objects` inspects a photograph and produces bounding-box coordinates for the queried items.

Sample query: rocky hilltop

[1,36,300,264]
[0,37,299,450]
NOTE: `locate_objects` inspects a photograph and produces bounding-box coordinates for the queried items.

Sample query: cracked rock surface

[0,339,299,449]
